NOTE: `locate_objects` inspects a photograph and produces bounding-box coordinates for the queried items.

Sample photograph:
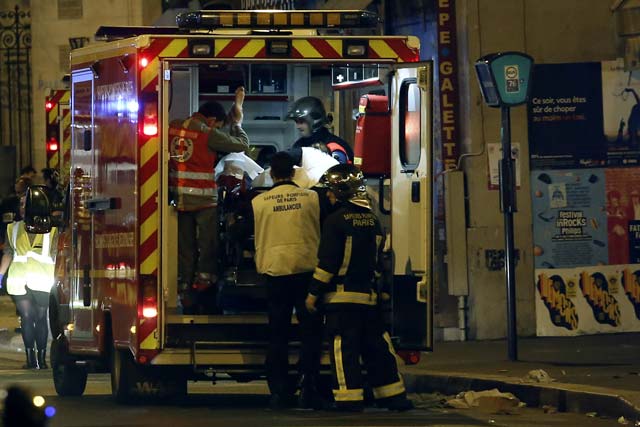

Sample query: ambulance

[47,9,433,402]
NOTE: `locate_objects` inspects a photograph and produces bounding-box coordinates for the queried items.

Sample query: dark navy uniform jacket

[309,201,384,308]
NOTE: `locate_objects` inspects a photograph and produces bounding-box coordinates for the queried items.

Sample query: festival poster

[531,169,608,269]
[536,265,640,336]
[604,168,640,265]
[601,59,640,166]
[528,63,606,170]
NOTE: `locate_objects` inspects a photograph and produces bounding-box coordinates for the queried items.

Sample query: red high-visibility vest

[169,125,217,211]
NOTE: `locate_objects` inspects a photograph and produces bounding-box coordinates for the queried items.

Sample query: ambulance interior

[164,60,396,326]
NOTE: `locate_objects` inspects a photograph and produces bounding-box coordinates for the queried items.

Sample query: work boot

[327,402,365,412]
[269,393,294,411]
[23,348,37,369]
[36,349,48,369]
[379,394,414,412]
[298,375,325,410]
[192,272,215,291]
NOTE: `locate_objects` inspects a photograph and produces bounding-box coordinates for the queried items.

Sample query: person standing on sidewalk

[305,164,413,412]
[252,151,324,410]
[170,87,249,314]
[0,192,58,369]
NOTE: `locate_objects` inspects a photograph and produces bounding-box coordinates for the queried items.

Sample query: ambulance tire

[111,345,185,403]
[50,337,88,397]
[110,346,140,403]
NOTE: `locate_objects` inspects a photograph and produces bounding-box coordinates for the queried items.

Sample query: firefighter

[286,96,354,164]
[305,164,413,412]
[41,168,64,219]
[170,86,249,314]
[0,191,58,370]
[251,152,324,410]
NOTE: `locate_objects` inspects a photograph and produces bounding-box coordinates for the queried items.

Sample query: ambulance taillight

[139,275,158,319]
[142,102,158,136]
[45,101,54,111]
[354,94,390,175]
[46,137,59,153]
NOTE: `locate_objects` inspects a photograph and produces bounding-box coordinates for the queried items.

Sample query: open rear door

[69,69,97,349]
[389,63,433,351]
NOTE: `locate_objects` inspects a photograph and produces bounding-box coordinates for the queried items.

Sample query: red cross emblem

[170,136,193,162]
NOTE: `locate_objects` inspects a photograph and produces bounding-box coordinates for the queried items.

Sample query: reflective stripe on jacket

[309,202,384,306]
[6,221,57,295]
[169,125,217,211]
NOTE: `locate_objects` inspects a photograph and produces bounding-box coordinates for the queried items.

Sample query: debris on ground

[586,412,598,417]
[445,389,521,414]
[542,405,557,414]
[523,369,555,383]
[617,416,628,425]
[407,392,448,409]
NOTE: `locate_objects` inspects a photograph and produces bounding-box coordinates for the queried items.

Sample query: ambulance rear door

[68,69,98,350]
[389,63,433,351]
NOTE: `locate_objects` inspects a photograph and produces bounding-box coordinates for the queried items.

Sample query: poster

[528,63,606,169]
[532,167,640,335]
[536,266,640,336]
[531,169,608,269]
[605,168,640,264]
[487,143,521,190]
[602,59,640,166]
[529,59,640,335]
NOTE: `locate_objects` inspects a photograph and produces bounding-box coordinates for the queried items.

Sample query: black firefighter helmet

[286,96,327,134]
[322,164,369,208]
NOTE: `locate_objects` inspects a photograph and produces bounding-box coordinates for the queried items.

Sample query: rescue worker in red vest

[0,192,58,370]
[286,96,353,164]
[170,87,249,314]
[251,152,324,410]
[305,164,413,412]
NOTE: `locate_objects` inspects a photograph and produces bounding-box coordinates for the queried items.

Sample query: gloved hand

[305,293,318,313]
[0,272,4,284]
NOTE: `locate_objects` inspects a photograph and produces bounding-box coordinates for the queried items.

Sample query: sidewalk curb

[403,372,640,420]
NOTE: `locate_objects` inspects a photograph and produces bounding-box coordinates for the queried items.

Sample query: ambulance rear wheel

[110,346,138,403]
[50,337,88,397]
[111,346,186,403]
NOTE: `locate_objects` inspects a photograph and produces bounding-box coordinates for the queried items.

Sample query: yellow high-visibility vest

[6,221,57,295]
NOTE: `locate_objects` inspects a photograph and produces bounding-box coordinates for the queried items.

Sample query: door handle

[416,274,429,303]
[411,181,420,203]
[82,264,92,307]
[86,197,120,212]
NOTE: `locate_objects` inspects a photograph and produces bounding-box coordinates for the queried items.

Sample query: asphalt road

[0,349,625,427]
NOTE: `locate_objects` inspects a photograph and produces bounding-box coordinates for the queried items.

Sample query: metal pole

[499,105,518,361]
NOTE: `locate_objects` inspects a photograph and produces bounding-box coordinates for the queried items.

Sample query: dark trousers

[265,272,322,397]
[326,304,406,405]
[178,206,218,283]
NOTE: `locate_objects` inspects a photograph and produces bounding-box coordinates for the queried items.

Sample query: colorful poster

[602,59,640,166]
[536,266,640,336]
[528,63,606,169]
[604,168,640,264]
[531,169,608,269]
